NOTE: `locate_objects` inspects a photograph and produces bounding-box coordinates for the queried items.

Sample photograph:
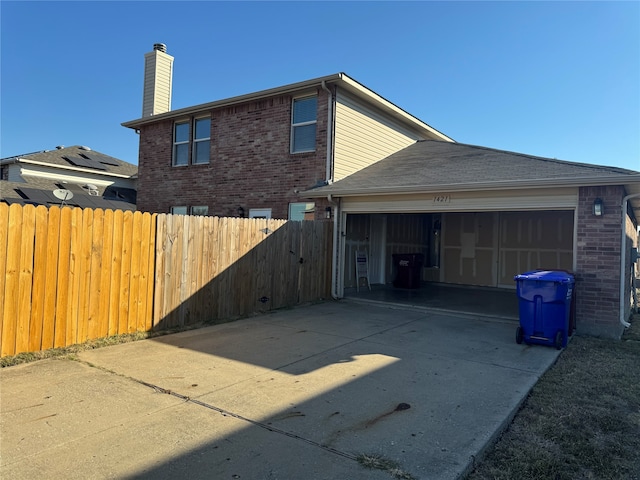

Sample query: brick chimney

[142,43,174,117]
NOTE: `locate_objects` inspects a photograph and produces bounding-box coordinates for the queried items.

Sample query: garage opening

[342,210,574,317]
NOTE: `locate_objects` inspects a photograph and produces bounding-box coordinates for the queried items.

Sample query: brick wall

[136,88,333,220]
[575,185,631,338]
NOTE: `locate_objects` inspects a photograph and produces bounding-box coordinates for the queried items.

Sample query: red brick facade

[575,185,637,338]
[136,88,333,220]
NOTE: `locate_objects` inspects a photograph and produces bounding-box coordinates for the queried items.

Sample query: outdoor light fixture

[593,198,604,216]
[237,206,245,218]
[325,206,332,219]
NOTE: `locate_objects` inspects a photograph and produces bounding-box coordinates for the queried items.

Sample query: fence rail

[0,203,332,357]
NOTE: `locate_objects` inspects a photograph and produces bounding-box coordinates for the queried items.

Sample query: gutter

[619,192,640,328]
[15,159,133,179]
[320,81,334,184]
[302,174,640,197]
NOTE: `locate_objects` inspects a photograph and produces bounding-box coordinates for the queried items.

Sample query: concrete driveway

[1,300,561,480]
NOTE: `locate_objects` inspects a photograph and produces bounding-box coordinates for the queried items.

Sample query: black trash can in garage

[392,253,424,289]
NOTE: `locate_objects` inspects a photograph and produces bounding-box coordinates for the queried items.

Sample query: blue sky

[1,1,638,171]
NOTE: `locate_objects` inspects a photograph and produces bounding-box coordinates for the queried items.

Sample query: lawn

[466,315,640,480]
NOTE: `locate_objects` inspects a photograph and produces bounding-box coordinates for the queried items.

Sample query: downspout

[322,81,339,300]
[619,192,640,328]
[328,194,340,300]
[321,81,333,184]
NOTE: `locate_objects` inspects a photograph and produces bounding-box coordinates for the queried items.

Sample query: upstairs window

[193,117,211,164]
[291,96,317,153]
[172,116,211,166]
[173,122,189,166]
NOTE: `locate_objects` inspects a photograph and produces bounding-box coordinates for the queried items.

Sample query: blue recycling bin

[514,270,575,349]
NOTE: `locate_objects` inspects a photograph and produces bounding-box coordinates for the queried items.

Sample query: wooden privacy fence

[0,203,156,357]
[154,214,332,328]
[0,203,333,357]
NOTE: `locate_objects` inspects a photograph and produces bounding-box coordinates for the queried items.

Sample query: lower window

[190,206,209,216]
[249,208,272,219]
[171,206,188,215]
[289,202,315,221]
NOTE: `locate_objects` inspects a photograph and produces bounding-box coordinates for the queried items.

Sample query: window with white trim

[291,96,317,153]
[172,116,211,166]
[249,208,272,219]
[192,118,211,164]
[173,122,189,166]
[289,202,315,221]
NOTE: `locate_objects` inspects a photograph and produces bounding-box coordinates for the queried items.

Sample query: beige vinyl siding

[143,51,173,117]
[339,188,579,214]
[334,91,422,180]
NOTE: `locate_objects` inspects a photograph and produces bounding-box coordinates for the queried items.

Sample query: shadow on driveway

[1,300,560,480]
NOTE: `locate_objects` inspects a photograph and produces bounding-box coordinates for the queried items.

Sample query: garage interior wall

[343,210,574,290]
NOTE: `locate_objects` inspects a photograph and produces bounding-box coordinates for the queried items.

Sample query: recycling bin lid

[514,269,574,283]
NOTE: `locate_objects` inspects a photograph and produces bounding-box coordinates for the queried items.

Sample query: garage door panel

[497,211,574,287]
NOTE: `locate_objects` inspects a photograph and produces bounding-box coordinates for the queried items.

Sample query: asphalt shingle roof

[1,146,138,178]
[307,140,640,195]
[0,146,137,211]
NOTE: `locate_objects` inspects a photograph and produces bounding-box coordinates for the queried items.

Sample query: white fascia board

[122,73,455,143]
[16,159,132,179]
[123,74,344,129]
[303,174,640,197]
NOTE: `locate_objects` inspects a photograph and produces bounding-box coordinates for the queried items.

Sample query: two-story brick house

[124,44,640,340]
[122,44,453,220]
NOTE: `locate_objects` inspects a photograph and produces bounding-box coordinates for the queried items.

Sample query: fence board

[154,214,167,329]
[15,205,36,354]
[41,207,60,350]
[28,206,49,352]
[128,212,142,332]
[2,204,23,356]
[0,203,8,345]
[139,212,153,331]
[66,207,83,346]
[54,208,72,347]
[98,209,114,338]
[108,209,124,336]
[87,209,104,340]
[77,208,94,343]
[119,211,133,333]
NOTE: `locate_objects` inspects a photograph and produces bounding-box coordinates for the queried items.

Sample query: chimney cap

[153,43,167,53]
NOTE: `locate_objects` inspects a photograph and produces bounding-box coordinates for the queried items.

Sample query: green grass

[466,315,640,480]
[0,324,209,368]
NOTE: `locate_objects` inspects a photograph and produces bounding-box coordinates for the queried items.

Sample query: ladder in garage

[355,250,371,292]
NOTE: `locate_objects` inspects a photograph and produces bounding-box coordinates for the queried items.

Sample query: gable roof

[0,146,138,178]
[0,179,137,211]
[122,73,453,142]
[1,146,137,211]
[306,140,640,196]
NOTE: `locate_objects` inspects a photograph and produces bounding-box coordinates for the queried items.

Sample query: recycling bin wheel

[515,326,524,344]
[554,330,563,350]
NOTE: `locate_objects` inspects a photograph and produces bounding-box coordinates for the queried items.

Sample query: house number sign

[433,195,451,203]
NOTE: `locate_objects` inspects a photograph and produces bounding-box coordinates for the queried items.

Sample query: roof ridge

[417,140,640,175]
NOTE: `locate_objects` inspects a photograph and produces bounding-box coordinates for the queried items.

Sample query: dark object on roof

[1,180,136,212]
[63,155,108,171]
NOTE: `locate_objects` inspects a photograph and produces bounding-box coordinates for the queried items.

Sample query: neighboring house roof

[304,140,640,215]
[122,72,454,142]
[0,145,138,178]
[0,145,137,211]
[0,179,137,211]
